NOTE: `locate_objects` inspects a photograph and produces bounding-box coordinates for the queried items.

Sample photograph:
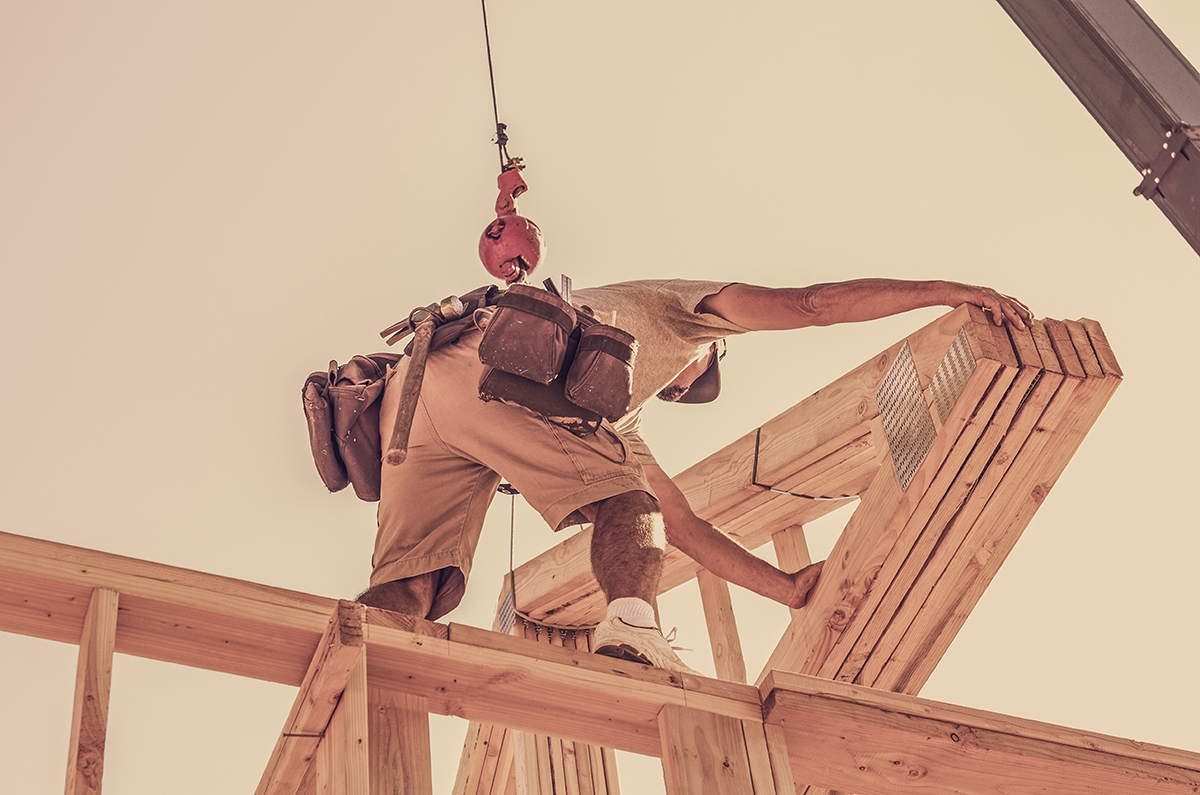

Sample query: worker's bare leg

[589,490,665,603]
[587,491,700,673]
[356,570,437,618]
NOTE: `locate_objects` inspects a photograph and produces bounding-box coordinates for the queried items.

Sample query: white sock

[606,597,657,629]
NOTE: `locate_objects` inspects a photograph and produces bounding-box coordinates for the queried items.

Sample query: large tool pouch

[478,285,638,434]
[477,283,576,383]
[303,353,400,500]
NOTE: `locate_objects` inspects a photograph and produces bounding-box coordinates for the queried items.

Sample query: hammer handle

[383,319,435,466]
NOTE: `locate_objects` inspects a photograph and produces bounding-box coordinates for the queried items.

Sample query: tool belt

[303,285,502,500]
[478,283,637,435]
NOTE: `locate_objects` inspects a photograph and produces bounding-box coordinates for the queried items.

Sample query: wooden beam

[698,569,748,683]
[743,720,797,795]
[813,333,1052,686]
[257,601,366,795]
[0,530,448,687]
[762,671,1200,795]
[359,617,761,759]
[659,704,757,795]
[873,356,1121,693]
[64,587,118,795]
[0,530,339,686]
[323,651,370,795]
[368,687,433,795]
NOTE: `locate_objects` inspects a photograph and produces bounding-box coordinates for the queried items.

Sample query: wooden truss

[6,306,1200,794]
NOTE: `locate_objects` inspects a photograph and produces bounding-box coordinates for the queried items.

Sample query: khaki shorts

[372,328,652,619]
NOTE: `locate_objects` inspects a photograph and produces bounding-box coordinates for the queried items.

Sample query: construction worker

[358,278,1032,674]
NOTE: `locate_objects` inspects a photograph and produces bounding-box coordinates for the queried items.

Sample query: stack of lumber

[762,310,1121,695]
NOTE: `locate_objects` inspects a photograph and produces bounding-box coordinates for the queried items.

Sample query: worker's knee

[593,490,665,550]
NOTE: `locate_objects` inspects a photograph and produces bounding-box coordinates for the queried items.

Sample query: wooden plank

[368,687,433,795]
[600,748,621,795]
[741,718,794,795]
[1029,320,1061,375]
[1078,317,1123,377]
[0,530,448,690]
[0,531,341,686]
[358,617,762,759]
[550,630,582,795]
[563,629,597,795]
[512,730,542,795]
[257,601,365,795]
[452,722,487,795]
[64,588,118,795]
[762,671,1200,795]
[323,651,370,795]
[1065,320,1104,378]
[697,569,748,683]
[1042,318,1086,378]
[817,360,1034,684]
[659,704,756,795]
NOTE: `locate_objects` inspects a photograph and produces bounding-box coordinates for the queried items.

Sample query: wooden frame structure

[6,307,1200,794]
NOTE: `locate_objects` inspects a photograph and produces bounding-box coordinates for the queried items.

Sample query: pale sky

[2,2,1198,793]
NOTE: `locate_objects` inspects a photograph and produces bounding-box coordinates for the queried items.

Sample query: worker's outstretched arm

[697,279,1032,331]
[643,463,823,609]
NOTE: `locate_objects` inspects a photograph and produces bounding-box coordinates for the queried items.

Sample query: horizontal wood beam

[0,531,339,686]
[5,531,1200,793]
[0,530,754,758]
[365,618,762,759]
[762,671,1200,795]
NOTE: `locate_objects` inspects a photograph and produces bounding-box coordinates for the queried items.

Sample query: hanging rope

[480,0,511,169]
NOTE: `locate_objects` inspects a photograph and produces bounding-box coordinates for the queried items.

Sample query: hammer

[383,296,464,466]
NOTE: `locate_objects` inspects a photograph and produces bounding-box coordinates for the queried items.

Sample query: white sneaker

[592,617,701,676]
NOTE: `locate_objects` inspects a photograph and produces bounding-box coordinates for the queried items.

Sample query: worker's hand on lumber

[696,279,1032,330]
[943,281,1033,329]
[786,559,824,610]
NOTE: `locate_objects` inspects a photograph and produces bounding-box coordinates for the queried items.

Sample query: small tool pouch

[477,283,576,384]
[564,321,638,422]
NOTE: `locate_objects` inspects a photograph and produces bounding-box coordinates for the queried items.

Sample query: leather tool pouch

[479,338,604,436]
[302,353,401,501]
[477,283,576,384]
[564,322,637,422]
[477,287,639,435]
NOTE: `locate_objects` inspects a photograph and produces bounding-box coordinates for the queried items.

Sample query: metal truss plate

[876,342,938,491]
[929,328,977,426]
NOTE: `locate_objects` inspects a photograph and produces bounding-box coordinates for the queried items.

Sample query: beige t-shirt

[569,279,750,464]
